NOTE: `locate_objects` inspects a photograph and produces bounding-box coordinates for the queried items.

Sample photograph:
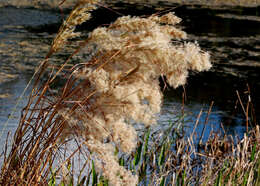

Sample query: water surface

[0,3,259,155]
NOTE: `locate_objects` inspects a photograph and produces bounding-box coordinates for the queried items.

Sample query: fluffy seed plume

[48,0,100,56]
[57,11,211,185]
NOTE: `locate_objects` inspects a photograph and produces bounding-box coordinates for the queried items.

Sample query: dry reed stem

[7,0,260,185]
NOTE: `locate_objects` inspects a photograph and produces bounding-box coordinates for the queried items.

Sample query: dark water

[0,3,260,152]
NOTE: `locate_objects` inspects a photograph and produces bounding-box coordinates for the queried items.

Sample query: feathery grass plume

[86,140,138,186]
[0,2,211,185]
[57,12,211,184]
[48,0,100,57]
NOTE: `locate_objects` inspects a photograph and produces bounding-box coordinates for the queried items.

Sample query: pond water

[0,3,260,153]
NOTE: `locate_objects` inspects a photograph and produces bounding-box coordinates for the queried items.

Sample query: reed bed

[0,0,259,185]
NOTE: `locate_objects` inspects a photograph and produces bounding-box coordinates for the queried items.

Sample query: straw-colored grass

[0,0,259,185]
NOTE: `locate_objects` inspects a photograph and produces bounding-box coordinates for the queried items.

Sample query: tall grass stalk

[0,0,259,185]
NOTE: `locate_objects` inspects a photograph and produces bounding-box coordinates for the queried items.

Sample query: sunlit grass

[0,0,259,185]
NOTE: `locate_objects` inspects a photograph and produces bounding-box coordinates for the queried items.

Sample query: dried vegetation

[0,0,259,185]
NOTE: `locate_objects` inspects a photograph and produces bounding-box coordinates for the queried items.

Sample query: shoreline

[0,0,260,10]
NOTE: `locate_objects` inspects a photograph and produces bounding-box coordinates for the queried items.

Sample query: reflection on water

[163,90,247,139]
[0,3,260,156]
[0,75,32,146]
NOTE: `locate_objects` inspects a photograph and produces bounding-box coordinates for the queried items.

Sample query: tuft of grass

[0,0,259,185]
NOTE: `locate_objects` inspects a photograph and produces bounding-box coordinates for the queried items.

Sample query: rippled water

[0,3,260,153]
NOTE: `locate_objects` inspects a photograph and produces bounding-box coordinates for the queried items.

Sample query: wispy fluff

[48,0,100,56]
[59,11,211,185]
[86,140,138,186]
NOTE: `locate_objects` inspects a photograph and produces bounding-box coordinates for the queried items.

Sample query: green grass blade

[182,170,186,186]
[48,168,56,186]
[159,176,165,186]
[143,128,150,159]
[250,143,257,162]
[215,169,223,186]
[119,157,124,166]
[92,160,97,186]
[242,172,249,186]
[133,142,143,166]
[158,143,166,167]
